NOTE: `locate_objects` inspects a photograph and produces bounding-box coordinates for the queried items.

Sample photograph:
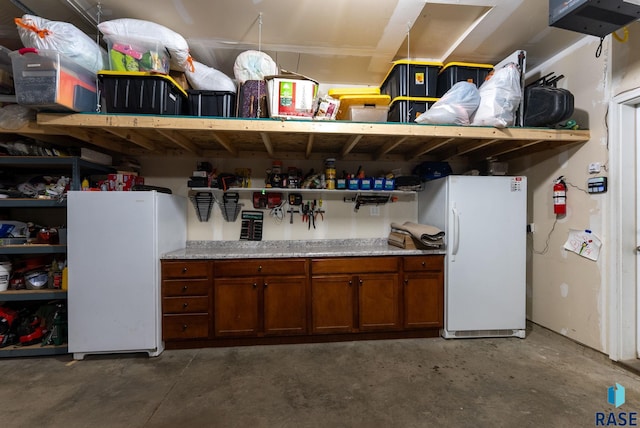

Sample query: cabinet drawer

[215,259,307,277]
[163,314,209,340]
[163,279,210,297]
[162,261,210,279]
[312,257,398,275]
[163,296,209,314]
[403,256,444,272]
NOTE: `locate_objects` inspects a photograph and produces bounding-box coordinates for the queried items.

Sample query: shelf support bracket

[210,132,238,157]
[340,134,363,159]
[305,133,314,159]
[104,128,157,151]
[407,137,455,160]
[260,132,275,157]
[156,130,202,156]
[375,136,409,160]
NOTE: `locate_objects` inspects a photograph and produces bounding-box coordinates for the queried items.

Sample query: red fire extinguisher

[553,177,567,215]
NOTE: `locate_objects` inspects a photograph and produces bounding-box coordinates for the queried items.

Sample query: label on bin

[415,72,424,85]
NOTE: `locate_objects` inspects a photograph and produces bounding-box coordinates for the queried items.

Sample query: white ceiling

[1,0,588,86]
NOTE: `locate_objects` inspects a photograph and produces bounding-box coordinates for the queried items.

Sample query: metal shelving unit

[0,156,113,358]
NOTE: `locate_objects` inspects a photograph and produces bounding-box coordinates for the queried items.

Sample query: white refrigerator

[418,175,527,339]
[67,191,187,359]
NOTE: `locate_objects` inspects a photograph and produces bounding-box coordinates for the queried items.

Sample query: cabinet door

[214,277,259,337]
[403,272,444,329]
[263,276,307,336]
[311,275,354,334]
[358,273,400,331]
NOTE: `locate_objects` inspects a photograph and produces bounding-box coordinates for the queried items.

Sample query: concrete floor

[1,323,639,428]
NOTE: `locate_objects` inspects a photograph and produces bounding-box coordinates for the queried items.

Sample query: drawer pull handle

[404,279,409,285]
[258,265,262,272]
[182,285,188,291]
[348,280,352,286]
[253,282,257,289]
[182,324,188,331]
[263,282,268,288]
[183,302,188,308]
[182,267,188,273]
[421,261,426,267]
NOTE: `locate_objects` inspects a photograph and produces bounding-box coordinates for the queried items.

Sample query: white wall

[511,38,610,352]
[138,155,421,241]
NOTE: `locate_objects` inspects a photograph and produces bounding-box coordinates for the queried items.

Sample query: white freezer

[418,175,527,338]
[67,191,187,359]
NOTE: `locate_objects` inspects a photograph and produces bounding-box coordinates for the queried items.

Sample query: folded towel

[390,221,445,247]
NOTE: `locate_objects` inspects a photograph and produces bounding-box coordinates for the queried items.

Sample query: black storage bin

[98,71,187,115]
[387,96,438,123]
[436,62,494,97]
[187,90,237,117]
[380,60,441,100]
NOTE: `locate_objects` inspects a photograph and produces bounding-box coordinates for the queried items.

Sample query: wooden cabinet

[402,255,444,329]
[161,254,444,348]
[213,259,308,337]
[311,257,400,334]
[161,261,212,341]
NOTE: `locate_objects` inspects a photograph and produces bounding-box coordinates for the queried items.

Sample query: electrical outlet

[370,206,380,216]
[527,223,535,233]
[588,162,601,174]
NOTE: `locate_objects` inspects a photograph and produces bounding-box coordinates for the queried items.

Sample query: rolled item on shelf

[233,50,278,84]
[185,60,236,92]
[14,14,107,74]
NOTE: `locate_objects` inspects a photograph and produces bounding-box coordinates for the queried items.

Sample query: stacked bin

[379,60,442,123]
[436,62,494,97]
[327,87,390,122]
[98,70,187,115]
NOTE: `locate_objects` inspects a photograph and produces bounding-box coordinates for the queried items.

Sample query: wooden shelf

[0,343,67,358]
[0,113,591,163]
[0,244,66,255]
[0,289,67,301]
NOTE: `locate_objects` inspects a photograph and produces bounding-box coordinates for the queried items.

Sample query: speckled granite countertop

[162,238,446,260]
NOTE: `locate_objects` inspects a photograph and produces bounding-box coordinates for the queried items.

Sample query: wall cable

[530,217,558,255]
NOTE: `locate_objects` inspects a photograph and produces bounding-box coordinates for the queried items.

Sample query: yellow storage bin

[329,92,391,121]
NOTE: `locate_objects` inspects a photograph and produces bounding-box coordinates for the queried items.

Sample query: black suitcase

[523,73,574,127]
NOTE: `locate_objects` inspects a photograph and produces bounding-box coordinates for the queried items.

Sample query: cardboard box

[266,72,318,119]
[107,173,144,191]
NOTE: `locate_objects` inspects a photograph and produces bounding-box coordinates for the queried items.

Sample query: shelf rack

[0,114,590,163]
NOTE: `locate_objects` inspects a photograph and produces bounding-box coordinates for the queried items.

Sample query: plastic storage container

[0,46,14,94]
[10,48,97,112]
[98,71,187,115]
[380,60,442,100]
[104,35,170,75]
[388,96,438,123]
[436,62,494,97]
[187,90,237,117]
[347,104,389,122]
[327,90,390,121]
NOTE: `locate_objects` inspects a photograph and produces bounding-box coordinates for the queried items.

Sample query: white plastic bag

[185,60,237,92]
[415,81,480,125]
[233,50,278,84]
[15,15,106,73]
[471,63,522,128]
[98,18,193,72]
